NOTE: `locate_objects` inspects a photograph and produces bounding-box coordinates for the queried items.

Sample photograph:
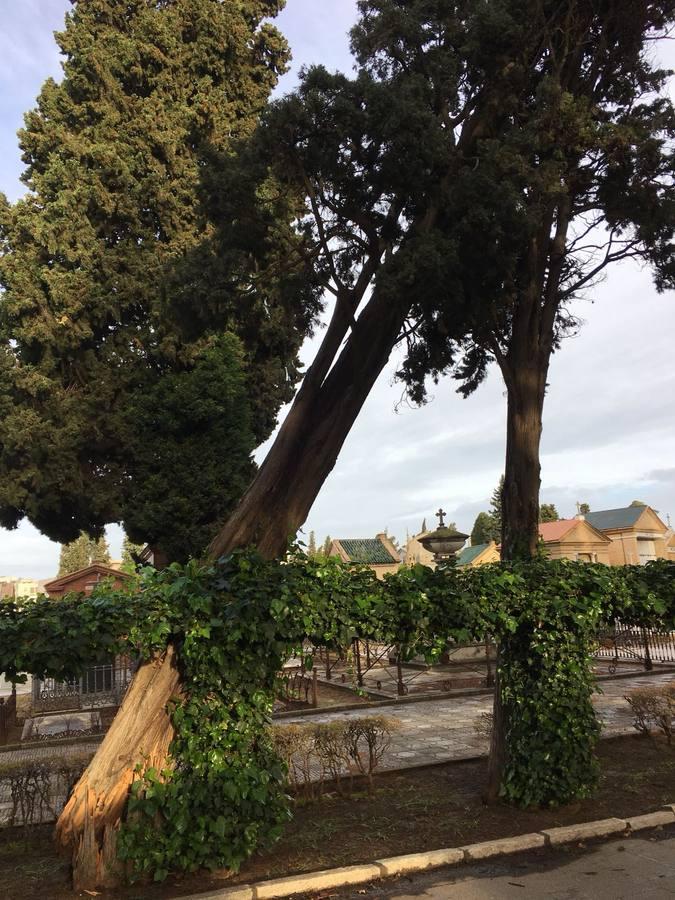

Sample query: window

[637,538,656,565]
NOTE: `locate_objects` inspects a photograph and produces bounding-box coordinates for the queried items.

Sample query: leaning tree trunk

[55,284,409,890]
[486,355,547,801]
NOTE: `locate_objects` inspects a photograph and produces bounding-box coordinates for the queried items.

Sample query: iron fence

[594,624,675,672]
[32,656,134,713]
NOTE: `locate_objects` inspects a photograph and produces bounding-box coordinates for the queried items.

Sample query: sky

[1,0,674,578]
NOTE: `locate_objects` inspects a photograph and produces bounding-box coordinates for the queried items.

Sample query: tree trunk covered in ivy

[486,298,552,801]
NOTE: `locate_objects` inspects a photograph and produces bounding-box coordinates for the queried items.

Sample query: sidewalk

[279,672,675,772]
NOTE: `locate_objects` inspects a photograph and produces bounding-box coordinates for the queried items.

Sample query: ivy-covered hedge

[0,553,673,879]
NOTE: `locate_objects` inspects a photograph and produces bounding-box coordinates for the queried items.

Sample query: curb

[181,803,675,900]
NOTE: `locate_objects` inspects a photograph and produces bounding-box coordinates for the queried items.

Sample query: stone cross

[435,508,446,528]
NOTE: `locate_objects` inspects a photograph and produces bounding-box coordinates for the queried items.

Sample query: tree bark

[55,646,181,888]
[501,362,547,561]
[208,285,409,559]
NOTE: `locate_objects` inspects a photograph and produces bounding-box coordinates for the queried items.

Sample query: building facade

[584,505,670,565]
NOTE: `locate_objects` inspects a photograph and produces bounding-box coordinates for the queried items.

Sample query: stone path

[0,672,671,825]
[279,672,675,772]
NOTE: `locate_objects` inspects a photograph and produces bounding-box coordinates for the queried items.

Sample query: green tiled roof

[456,543,489,566]
[585,507,646,531]
[338,538,397,565]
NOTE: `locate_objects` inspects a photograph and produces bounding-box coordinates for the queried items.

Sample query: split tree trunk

[56,285,410,889]
[55,646,181,888]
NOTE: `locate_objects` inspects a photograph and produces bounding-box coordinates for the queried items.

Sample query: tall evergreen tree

[489,476,505,540]
[0,0,313,560]
[395,1,675,561]
[58,531,110,575]
[58,534,93,576]
[471,511,499,546]
[307,531,317,557]
[121,534,145,575]
[90,535,111,567]
[539,504,559,523]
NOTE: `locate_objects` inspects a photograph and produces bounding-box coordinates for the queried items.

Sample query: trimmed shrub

[625,682,675,743]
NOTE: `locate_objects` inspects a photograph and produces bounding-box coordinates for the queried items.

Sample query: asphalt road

[320,826,675,899]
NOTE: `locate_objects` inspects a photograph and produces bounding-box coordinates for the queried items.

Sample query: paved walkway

[327,827,675,899]
[0,672,671,825]
[279,673,675,772]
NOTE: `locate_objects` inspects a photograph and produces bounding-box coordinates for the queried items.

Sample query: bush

[271,723,316,797]
[625,682,675,743]
[0,752,91,829]
[272,716,397,798]
[343,716,396,794]
[313,721,351,794]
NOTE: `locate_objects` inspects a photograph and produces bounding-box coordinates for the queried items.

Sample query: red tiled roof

[538,519,578,542]
[44,564,132,592]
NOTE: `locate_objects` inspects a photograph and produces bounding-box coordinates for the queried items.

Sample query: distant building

[329,533,401,579]
[0,577,41,600]
[404,528,436,568]
[456,541,500,568]
[44,564,133,599]
[584,505,670,565]
[538,519,612,563]
[666,529,675,561]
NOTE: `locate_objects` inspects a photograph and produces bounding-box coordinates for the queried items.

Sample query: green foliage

[121,334,256,562]
[1,554,673,879]
[121,535,145,575]
[394,1,675,403]
[471,512,500,546]
[470,477,504,544]
[58,532,111,576]
[0,0,308,560]
[539,503,559,523]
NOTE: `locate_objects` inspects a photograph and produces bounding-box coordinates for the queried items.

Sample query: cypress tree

[58,531,110,574]
[0,0,310,560]
[58,534,93,576]
[539,504,559,523]
[121,534,145,574]
[470,512,499,546]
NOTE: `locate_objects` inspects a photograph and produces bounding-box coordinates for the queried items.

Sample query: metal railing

[32,656,134,713]
[594,624,675,672]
